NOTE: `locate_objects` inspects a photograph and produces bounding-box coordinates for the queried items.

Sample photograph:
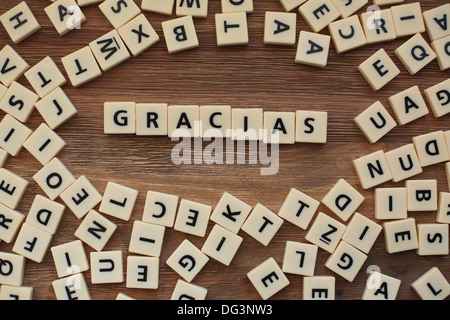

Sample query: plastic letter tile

[60,175,103,219]
[328,15,367,54]
[241,203,283,246]
[141,0,174,15]
[215,12,249,47]
[167,105,200,138]
[279,0,307,12]
[411,267,450,300]
[325,240,367,282]
[360,8,397,44]
[424,79,450,118]
[342,212,382,254]
[331,0,367,18]
[166,239,209,282]
[231,108,263,141]
[357,49,400,91]
[136,103,168,136]
[128,220,165,257]
[210,192,252,234]
[24,56,66,98]
[263,112,296,144]
[247,257,289,300]
[99,0,141,29]
[321,178,365,222]
[385,143,422,182]
[431,35,450,71]
[406,179,438,212]
[171,279,207,300]
[295,31,331,67]
[417,223,449,256]
[0,114,32,156]
[437,192,450,224]
[104,102,136,134]
[0,168,28,210]
[0,203,24,243]
[391,2,425,37]
[26,194,65,235]
[303,276,335,300]
[0,285,33,300]
[0,81,39,123]
[423,4,450,42]
[23,123,66,166]
[34,87,78,130]
[142,190,179,227]
[52,273,91,300]
[394,33,436,75]
[201,224,243,266]
[264,12,296,46]
[176,0,208,18]
[199,105,231,138]
[99,181,138,221]
[305,212,346,253]
[161,15,199,54]
[383,217,418,253]
[374,187,407,220]
[90,250,123,284]
[0,45,29,87]
[277,188,320,230]
[282,241,318,276]
[33,158,75,200]
[0,252,25,287]
[45,0,86,36]
[412,130,449,167]
[174,199,212,237]
[0,2,41,44]
[362,272,401,300]
[51,240,89,278]
[299,0,340,33]
[61,46,102,87]
[89,29,131,72]
[12,223,52,263]
[221,0,253,13]
[126,256,159,289]
[74,210,117,251]
[354,101,396,143]
[117,14,160,57]
[388,85,429,126]
[295,110,327,143]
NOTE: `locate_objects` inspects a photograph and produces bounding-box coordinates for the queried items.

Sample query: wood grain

[0,0,448,300]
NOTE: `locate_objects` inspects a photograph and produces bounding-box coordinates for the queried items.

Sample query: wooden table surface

[0,0,448,301]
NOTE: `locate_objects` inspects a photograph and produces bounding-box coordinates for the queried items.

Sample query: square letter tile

[215,12,249,47]
[411,267,450,300]
[406,179,438,212]
[210,192,252,234]
[342,212,382,254]
[174,199,212,237]
[74,210,117,251]
[357,49,400,91]
[305,212,346,253]
[0,45,29,87]
[383,217,418,253]
[325,240,367,282]
[32,157,75,200]
[0,81,38,123]
[99,181,138,221]
[90,250,123,284]
[394,33,436,75]
[385,143,423,182]
[321,178,365,221]
[142,190,179,227]
[0,2,41,44]
[44,0,86,36]
[89,29,131,72]
[24,56,66,98]
[201,223,243,266]
[299,0,340,33]
[264,12,296,46]
[328,14,367,54]
[374,187,407,220]
[282,241,318,276]
[247,257,289,300]
[117,14,160,57]
[354,101,397,143]
[61,46,102,87]
[12,223,52,263]
[99,0,141,29]
[277,188,320,230]
[353,150,393,189]
[391,2,425,37]
[161,15,199,54]
[23,123,66,166]
[60,175,103,219]
[242,203,283,246]
[166,239,209,282]
[50,239,89,278]
[26,194,65,235]
[128,220,165,257]
[295,31,331,67]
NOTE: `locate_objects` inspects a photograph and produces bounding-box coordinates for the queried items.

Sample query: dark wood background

[0,0,448,300]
